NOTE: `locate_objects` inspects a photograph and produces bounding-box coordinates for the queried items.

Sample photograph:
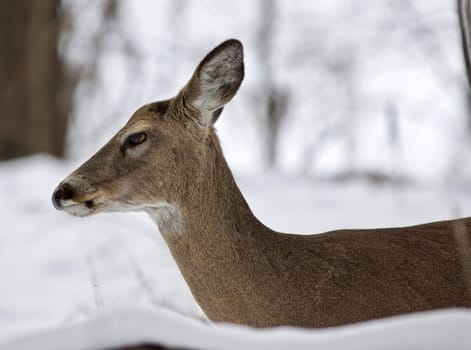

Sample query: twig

[458,0,471,91]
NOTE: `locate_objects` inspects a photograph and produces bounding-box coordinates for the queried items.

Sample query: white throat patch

[146,204,183,236]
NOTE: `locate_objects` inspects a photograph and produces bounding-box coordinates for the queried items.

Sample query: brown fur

[54,39,471,328]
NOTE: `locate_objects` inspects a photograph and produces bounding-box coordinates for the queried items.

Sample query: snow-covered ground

[1,155,471,348]
[2,307,471,350]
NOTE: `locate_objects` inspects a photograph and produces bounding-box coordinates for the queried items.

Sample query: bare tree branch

[458,0,471,90]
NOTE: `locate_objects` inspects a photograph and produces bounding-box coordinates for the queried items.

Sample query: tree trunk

[257,0,289,169]
[0,0,70,159]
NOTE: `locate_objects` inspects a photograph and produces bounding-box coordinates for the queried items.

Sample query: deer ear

[181,39,244,127]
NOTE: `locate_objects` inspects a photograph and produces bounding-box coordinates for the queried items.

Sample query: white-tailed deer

[53,39,471,328]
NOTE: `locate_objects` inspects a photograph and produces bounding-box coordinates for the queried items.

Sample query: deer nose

[52,183,75,210]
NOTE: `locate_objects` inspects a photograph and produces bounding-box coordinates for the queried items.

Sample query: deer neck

[145,134,272,262]
[144,135,280,322]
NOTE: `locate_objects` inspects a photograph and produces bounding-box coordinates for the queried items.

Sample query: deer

[52,39,471,328]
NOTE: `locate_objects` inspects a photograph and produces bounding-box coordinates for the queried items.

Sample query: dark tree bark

[0,0,71,159]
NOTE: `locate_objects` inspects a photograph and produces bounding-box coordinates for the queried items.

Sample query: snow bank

[1,307,470,350]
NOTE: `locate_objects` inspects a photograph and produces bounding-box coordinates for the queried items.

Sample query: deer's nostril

[60,183,75,201]
[52,183,75,210]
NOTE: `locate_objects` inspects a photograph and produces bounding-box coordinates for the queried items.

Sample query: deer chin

[62,194,105,217]
[62,201,95,217]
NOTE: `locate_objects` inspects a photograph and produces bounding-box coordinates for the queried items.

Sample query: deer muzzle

[52,177,104,217]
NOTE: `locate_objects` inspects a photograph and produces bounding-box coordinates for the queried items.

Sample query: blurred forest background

[1,0,471,183]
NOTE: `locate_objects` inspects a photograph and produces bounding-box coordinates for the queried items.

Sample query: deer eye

[126,132,147,148]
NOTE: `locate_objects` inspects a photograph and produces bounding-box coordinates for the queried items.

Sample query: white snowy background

[2,0,471,348]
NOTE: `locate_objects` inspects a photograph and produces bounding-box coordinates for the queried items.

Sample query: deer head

[52,39,244,234]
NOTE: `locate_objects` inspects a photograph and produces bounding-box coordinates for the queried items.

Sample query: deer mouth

[53,183,104,217]
[62,194,103,217]
[62,202,94,217]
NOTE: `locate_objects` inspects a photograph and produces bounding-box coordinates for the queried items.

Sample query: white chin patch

[63,203,93,217]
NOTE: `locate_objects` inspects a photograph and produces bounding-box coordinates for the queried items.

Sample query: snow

[1,155,471,348]
[2,307,471,350]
